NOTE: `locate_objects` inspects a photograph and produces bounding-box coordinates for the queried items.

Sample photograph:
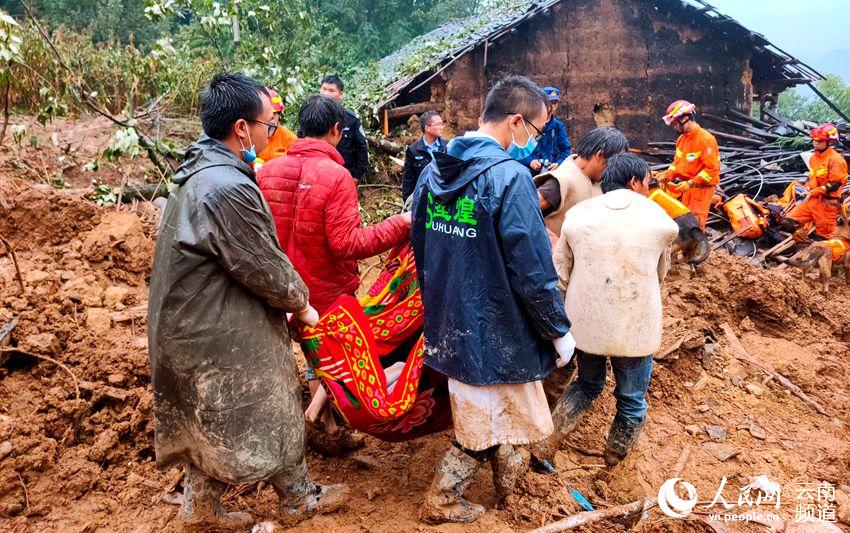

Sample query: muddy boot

[177,464,253,531]
[420,445,485,524]
[490,445,530,505]
[275,477,349,527]
[531,381,594,462]
[603,414,645,467]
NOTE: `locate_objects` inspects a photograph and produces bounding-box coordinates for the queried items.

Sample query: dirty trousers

[448,378,553,452]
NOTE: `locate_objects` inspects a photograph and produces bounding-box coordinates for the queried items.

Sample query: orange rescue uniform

[788,147,848,237]
[661,124,720,229]
[258,126,297,162]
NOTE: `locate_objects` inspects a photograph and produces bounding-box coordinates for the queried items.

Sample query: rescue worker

[255,87,297,168]
[147,73,347,529]
[320,74,369,181]
[521,86,571,173]
[411,75,575,524]
[401,110,447,200]
[659,100,720,229]
[536,154,678,467]
[784,123,848,239]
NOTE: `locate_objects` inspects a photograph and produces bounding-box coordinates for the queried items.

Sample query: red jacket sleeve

[325,170,409,260]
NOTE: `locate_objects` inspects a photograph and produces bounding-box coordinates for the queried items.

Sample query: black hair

[575,126,629,161]
[321,74,344,92]
[199,72,268,141]
[297,94,347,138]
[419,110,440,132]
[601,153,649,193]
[481,75,548,124]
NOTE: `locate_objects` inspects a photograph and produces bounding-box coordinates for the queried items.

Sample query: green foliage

[11,21,217,118]
[102,126,142,160]
[5,0,531,144]
[777,75,850,124]
[0,0,173,47]
[89,179,118,206]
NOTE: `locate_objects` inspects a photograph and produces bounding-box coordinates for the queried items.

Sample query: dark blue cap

[542,86,561,101]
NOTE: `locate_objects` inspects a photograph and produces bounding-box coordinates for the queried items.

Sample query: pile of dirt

[1,177,849,532]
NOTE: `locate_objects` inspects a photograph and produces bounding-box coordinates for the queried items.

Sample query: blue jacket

[411,134,571,386]
[521,116,571,168]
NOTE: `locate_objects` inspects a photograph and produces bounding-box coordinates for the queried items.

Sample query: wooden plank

[386,101,444,120]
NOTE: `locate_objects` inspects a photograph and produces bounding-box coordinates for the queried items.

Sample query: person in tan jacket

[537,154,678,467]
[534,127,629,245]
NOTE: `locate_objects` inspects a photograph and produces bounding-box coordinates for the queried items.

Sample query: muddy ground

[0,119,849,533]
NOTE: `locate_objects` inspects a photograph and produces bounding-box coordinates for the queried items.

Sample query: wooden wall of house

[423,0,754,147]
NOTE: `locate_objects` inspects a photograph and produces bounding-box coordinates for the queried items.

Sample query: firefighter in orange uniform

[256,88,297,170]
[659,100,720,229]
[784,123,848,238]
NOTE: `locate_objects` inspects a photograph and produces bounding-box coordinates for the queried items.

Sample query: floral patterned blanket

[301,244,452,442]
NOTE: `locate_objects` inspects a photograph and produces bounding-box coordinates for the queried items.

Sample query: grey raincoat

[148,136,309,485]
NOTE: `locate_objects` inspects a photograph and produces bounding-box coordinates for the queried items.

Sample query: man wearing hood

[148,73,347,529]
[410,75,575,524]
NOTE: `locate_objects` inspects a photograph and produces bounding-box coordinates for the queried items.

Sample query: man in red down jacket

[257,94,411,452]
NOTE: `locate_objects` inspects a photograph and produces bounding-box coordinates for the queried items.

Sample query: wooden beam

[386,101,444,120]
[382,108,389,136]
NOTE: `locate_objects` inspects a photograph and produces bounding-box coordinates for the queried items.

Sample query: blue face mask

[239,135,257,164]
[507,120,538,160]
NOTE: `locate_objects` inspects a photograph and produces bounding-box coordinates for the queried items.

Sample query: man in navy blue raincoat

[410,75,576,525]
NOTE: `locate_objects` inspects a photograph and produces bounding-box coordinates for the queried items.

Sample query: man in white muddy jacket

[536,153,678,467]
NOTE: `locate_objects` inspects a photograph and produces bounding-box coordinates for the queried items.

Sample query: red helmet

[266,87,285,113]
[810,123,839,142]
[662,100,696,125]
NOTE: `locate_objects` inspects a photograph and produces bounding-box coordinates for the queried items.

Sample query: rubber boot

[275,477,349,527]
[490,445,530,505]
[603,414,646,467]
[531,381,594,462]
[177,464,254,531]
[420,445,486,524]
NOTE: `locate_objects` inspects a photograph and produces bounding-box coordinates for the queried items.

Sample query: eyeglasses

[506,113,543,141]
[249,119,278,138]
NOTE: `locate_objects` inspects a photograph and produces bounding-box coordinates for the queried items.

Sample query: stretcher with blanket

[300,244,452,442]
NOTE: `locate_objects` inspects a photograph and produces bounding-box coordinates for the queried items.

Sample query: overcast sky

[707,0,849,63]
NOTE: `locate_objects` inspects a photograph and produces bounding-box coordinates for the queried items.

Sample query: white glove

[295,305,320,327]
[553,332,576,368]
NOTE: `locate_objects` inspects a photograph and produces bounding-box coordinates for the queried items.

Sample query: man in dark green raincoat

[148,73,347,529]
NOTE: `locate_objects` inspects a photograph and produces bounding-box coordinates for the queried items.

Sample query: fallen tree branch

[366,135,404,154]
[0,234,24,293]
[720,323,828,416]
[530,498,657,533]
[1,348,80,401]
